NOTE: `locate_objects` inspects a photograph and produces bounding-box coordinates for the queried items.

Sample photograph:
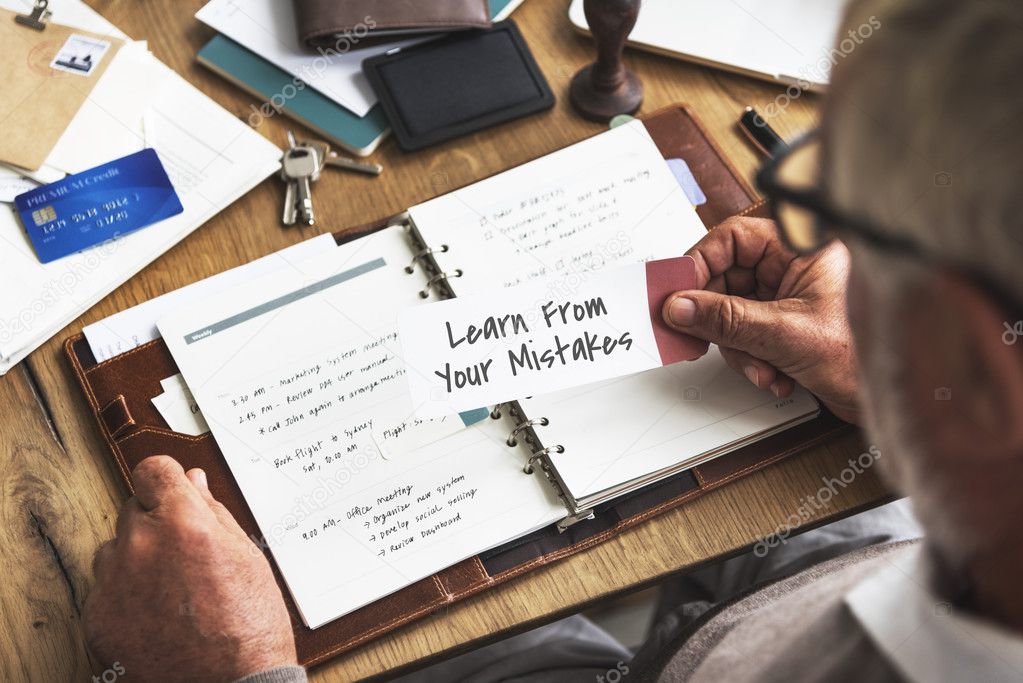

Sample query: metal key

[323,151,383,176]
[298,137,382,177]
[280,173,298,225]
[282,145,320,226]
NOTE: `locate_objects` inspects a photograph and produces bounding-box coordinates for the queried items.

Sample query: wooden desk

[0,1,892,680]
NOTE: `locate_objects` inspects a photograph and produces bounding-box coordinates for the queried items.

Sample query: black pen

[739,106,789,158]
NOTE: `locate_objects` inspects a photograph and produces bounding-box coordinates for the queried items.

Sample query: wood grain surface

[0,1,891,681]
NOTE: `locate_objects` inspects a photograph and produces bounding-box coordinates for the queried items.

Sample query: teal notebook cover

[197,35,389,156]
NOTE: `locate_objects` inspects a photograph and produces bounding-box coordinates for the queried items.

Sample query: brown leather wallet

[64,104,853,667]
[293,0,491,49]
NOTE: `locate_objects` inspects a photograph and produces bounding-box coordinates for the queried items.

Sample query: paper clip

[15,0,51,30]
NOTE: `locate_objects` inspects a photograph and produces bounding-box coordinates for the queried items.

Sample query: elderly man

[82,0,1023,680]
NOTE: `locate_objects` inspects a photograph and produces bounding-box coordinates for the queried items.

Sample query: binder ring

[506,417,549,447]
[419,270,463,298]
[489,404,504,420]
[405,244,449,274]
[523,445,564,474]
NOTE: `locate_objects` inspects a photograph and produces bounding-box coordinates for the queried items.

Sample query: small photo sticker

[49,34,111,77]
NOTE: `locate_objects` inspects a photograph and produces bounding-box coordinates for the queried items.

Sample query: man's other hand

[84,455,297,682]
[663,217,860,423]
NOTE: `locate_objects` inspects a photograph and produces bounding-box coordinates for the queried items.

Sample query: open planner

[67,105,850,665]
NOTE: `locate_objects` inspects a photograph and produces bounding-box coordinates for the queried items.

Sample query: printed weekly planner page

[408,119,819,505]
[159,226,565,629]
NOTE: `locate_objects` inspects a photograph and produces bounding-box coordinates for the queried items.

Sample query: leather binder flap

[63,104,848,667]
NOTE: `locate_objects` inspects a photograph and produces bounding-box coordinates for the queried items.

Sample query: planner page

[410,119,701,293]
[158,226,564,629]
[520,360,819,505]
[407,120,819,505]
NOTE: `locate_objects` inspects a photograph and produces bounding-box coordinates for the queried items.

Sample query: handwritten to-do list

[159,227,565,628]
[409,118,708,298]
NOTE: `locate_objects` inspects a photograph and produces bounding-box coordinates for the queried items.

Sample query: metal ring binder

[506,417,549,447]
[404,244,449,274]
[523,445,564,474]
[419,270,463,298]
[489,404,504,419]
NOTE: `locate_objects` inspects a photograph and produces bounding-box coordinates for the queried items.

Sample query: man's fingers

[115,497,145,541]
[185,467,209,493]
[92,539,115,580]
[686,217,795,291]
[769,374,797,398]
[718,347,778,390]
[718,347,798,398]
[663,290,783,359]
[186,467,248,534]
[131,456,199,512]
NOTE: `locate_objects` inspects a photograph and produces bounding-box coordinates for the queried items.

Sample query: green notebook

[197,35,390,157]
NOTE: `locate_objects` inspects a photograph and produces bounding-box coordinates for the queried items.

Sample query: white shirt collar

[845,544,1023,682]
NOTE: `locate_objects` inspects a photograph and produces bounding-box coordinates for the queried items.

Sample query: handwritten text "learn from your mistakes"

[434,297,634,393]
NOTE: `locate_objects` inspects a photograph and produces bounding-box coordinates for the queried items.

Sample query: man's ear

[898,270,1023,458]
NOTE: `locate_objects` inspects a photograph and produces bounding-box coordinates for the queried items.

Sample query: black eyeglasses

[754,129,1023,320]
[754,130,930,256]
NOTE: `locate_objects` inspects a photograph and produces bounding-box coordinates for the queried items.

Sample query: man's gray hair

[822,0,1023,561]
[824,0,1023,300]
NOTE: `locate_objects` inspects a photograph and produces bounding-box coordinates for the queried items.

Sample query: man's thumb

[663,291,781,357]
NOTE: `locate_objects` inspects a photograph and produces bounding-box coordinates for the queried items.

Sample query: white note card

[398,256,707,417]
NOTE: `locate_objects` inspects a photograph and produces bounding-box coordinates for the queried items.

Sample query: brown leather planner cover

[64,104,852,668]
[293,0,491,48]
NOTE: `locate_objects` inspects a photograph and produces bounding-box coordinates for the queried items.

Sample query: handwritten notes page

[158,226,564,628]
[408,119,707,295]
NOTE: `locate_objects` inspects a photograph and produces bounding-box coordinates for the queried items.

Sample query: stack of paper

[0,0,281,374]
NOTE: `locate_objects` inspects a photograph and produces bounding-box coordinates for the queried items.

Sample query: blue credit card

[14,148,184,263]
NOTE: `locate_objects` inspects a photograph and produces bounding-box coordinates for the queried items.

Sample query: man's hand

[663,217,860,423]
[84,456,297,683]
